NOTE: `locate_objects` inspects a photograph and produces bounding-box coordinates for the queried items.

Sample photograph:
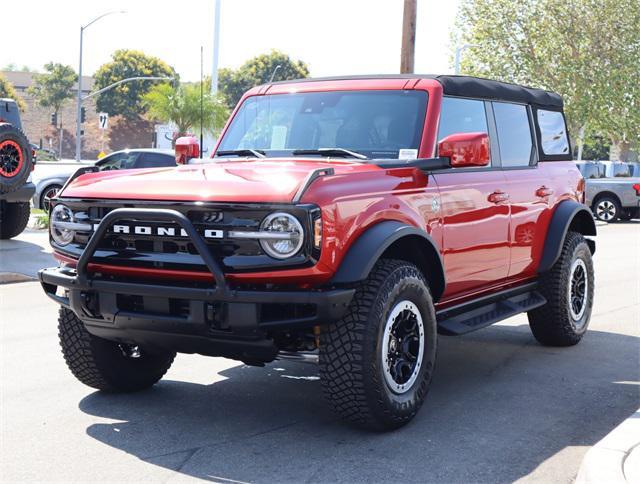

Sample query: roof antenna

[269,64,282,83]
[200,45,204,154]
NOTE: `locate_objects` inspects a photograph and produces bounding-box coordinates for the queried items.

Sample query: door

[434,97,511,299]
[492,101,551,278]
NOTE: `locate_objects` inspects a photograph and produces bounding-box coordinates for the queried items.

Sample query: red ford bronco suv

[39,75,596,430]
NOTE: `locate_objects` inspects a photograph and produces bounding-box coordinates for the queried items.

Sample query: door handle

[536,186,554,197]
[488,190,509,204]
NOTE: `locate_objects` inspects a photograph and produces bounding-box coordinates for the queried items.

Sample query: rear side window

[493,102,533,167]
[537,110,570,156]
[438,97,488,140]
[136,152,175,168]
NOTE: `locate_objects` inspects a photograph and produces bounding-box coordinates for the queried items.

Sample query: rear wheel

[319,259,437,430]
[528,232,594,346]
[58,307,175,392]
[593,195,620,222]
[0,201,30,239]
[0,124,33,194]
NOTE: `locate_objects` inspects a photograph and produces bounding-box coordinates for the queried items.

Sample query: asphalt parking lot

[1,222,638,483]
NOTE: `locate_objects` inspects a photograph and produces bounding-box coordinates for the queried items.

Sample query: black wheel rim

[382,300,424,394]
[0,140,24,177]
[569,258,588,324]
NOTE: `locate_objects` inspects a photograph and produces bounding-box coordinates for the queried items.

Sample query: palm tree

[143,82,229,143]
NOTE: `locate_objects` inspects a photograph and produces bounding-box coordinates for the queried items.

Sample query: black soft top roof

[270,74,563,110]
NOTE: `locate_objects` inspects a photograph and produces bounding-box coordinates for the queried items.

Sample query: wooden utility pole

[400,0,417,73]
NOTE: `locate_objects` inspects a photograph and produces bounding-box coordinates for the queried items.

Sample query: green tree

[94,50,177,119]
[218,50,309,109]
[0,74,26,111]
[143,81,229,142]
[2,63,33,72]
[28,62,77,116]
[452,0,640,160]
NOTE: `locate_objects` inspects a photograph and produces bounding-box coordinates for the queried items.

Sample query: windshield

[217,90,428,160]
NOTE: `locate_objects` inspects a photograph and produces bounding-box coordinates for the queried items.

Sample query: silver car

[576,162,640,222]
[33,149,175,210]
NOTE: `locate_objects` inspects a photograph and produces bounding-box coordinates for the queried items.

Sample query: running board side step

[436,283,547,335]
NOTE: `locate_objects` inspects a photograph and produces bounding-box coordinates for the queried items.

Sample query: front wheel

[319,259,437,431]
[58,308,175,392]
[528,232,594,346]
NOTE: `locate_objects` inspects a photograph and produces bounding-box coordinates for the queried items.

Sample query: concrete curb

[576,408,640,483]
[0,272,36,284]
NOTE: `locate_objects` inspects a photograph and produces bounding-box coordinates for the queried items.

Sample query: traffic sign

[98,112,109,130]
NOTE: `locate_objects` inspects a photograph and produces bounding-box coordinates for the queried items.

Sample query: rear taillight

[633,183,640,196]
[577,177,586,203]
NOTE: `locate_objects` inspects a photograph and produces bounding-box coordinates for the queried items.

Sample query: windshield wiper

[292,148,368,160]
[215,149,265,158]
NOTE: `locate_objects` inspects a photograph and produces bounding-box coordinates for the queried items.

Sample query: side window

[438,97,489,141]
[98,152,137,171]
[537,110,570,156]
[493,102,533,167]
[136,152,176,169]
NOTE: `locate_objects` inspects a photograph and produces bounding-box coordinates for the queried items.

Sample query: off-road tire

[593,195,621,223]
[528,232,594,346]
[0,123,33,194]
[319,259,437,431]
[0,202,30,239]
[58,307,175,392]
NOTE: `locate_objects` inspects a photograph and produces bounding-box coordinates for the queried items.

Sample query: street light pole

[75,10,126,161]
[75,26,84,161]
[211,0,221,95]
[454,44,478,75]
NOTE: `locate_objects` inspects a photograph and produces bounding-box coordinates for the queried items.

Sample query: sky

[4,0,461,81]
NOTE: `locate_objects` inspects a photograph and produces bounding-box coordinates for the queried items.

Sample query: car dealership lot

[1,222,638,483]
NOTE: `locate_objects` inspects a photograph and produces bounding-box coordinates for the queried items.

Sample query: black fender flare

[330,221,446,301]
[538,200,596,273]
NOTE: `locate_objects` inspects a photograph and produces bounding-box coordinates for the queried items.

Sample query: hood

[60,158,380,203]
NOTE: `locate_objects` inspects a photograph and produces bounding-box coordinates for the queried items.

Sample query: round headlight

[50,204,75,246]
[259,212,304,259]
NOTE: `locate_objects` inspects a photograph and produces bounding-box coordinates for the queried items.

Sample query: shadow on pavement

[0,230,54,278]
[79,325,640,483]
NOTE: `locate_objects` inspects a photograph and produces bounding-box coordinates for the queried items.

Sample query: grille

[53,200,316,273]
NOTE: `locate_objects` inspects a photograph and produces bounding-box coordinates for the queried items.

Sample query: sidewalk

[577,408,640,483]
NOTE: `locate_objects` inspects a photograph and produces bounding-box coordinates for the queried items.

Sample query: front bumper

[39,266,353,361]
[39,207,353,363]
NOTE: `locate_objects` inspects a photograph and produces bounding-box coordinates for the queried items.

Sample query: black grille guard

[74,208,228,293]
[40,207,356,337]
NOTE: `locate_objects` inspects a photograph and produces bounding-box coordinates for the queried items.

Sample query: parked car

[33,148,176,210]
[0,98,36,239]
[40,75,596,430]
[586,177,640,222]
